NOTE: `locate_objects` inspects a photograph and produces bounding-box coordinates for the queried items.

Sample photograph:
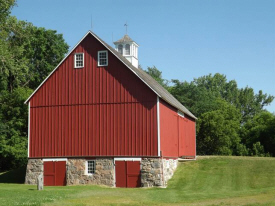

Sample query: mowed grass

[1,156,275,206]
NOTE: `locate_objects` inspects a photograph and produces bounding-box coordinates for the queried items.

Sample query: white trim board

[114,158,141,161]
[27,102,30,158]
[157,96,161,156]
[43,158,68,162]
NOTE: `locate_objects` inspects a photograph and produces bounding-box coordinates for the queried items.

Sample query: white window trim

[178,111,185,118]
[85,160,96,175]
[74,53,84,68]
[98,50,108,66]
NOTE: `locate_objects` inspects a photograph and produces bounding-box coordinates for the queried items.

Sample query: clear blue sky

[11,0,275,113]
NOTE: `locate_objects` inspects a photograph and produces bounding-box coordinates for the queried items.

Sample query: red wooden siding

[179,115,196,157]
[29,34,158,158]
[159,99,196,158]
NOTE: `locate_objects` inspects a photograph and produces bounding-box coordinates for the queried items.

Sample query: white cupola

[114,34,139,68]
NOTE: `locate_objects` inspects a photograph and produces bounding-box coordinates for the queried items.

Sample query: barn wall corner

[141,158,178,187]
[25,159,43,185]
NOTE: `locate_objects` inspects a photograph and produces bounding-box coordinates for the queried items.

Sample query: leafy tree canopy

[0,6,69,170]
[144,66,170,89]
[146,67,274,157]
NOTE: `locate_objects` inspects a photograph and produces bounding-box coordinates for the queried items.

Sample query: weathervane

[124,22,128,34]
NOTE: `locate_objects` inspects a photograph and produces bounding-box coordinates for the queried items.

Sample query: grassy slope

[1,156,275,206]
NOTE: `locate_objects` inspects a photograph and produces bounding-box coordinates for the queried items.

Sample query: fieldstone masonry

[25,159,43,185]
[141,158,178,187]
[141,158,163,187]
[162,159,178,184]
[66,158,115,186]
[25,158,177,188]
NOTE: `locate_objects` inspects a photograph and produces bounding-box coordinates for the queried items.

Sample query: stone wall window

[86,160,95,174]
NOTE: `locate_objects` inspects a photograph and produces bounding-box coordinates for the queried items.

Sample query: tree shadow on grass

[0,167,26,183]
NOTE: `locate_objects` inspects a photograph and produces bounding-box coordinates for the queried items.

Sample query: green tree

[0,12,69,170]
[0,87,32,170]
[241,111,275,156]
[0,0,15,24]
[144,66,169,89]
[238,88,274,123]
[1,16,69,91]
[197,98,241,155]
[169,79,218,117]
[168,73,274,156]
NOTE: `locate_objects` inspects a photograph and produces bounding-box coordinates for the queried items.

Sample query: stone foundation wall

[25,159,43,185]
[67,158,115,187]
[162,159,178,184]
[141,158,178,187]
[141,158,163,187]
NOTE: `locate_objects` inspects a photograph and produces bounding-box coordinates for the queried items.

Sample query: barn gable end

[25,31,196,188]
[28,33,158,158]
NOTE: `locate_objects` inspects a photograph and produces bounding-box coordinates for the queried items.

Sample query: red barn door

[44,161,66,186]
[115,160,141,188]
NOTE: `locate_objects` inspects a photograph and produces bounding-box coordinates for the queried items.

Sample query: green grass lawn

[1,156,275,206]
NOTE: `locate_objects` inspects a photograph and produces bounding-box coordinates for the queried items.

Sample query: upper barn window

[98,51,108,66]
[74,53,84,68]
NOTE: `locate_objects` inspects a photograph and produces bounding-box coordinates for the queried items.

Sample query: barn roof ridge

[25,31,196,119]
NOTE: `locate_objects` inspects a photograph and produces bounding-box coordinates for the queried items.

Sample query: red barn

[25,31,196,187]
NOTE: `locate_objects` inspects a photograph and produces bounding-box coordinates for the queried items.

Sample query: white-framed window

[86,160,95,175]
[125,44,130,55]
[118,44,123,55]
[98,51,108,66]
[178,111,185,118]
[74,53,84,68]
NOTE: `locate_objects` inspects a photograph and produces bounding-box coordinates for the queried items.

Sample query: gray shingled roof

[113,34,136,44]
[92,32,196,120]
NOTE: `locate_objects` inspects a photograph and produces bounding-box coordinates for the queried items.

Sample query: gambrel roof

[25,31,196,120]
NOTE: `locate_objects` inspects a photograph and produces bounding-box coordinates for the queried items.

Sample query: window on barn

[98,51,108,66]
[118,44,123,55]
[86,160,95,175]
[74,53,84,68]
[178,111,185,118]
[125,44,130,55]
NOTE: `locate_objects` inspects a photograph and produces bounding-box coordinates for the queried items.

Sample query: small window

[118,44,123,55]
[98,51,108,66]
[178,111,185,118]
[86,160,95,175]
[74,53,84,68]
[125,44,130,55]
